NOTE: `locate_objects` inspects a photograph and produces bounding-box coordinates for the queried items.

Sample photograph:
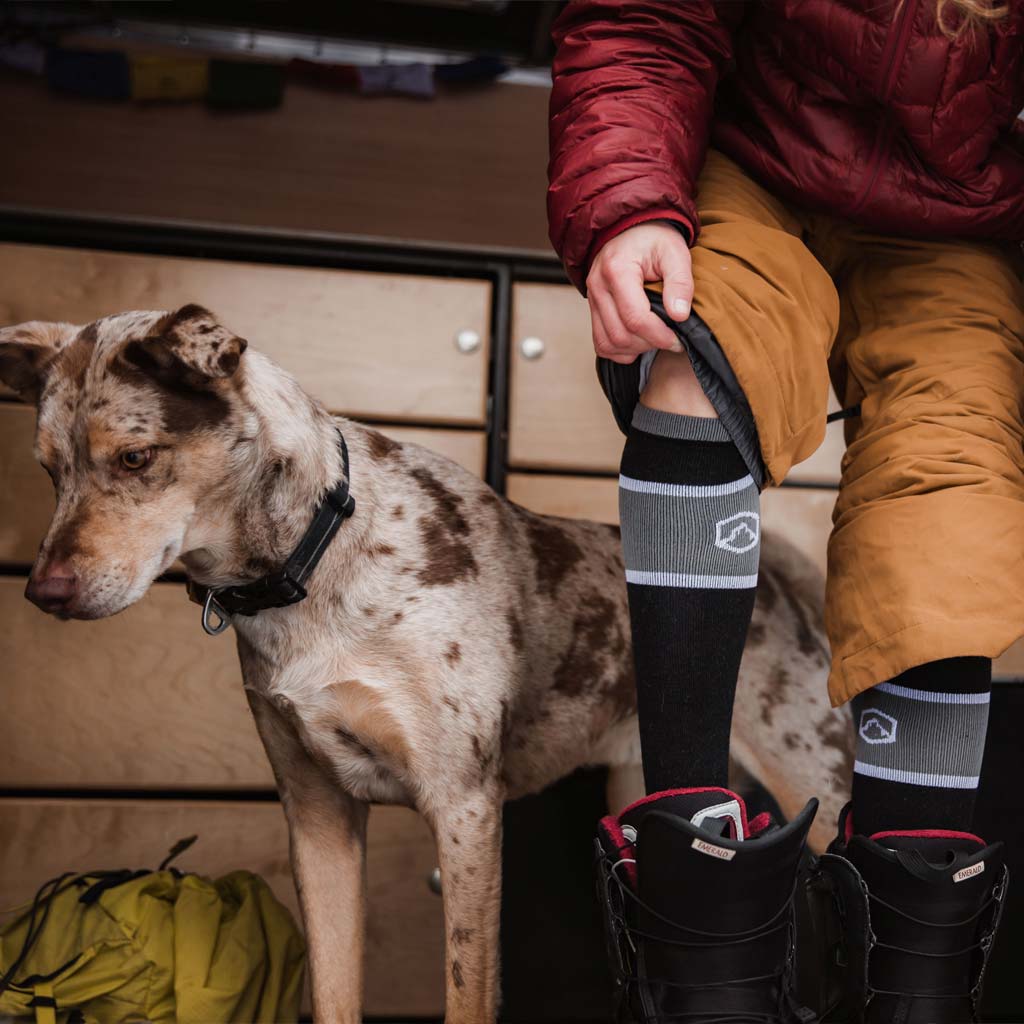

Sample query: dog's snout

[26,563,78,614]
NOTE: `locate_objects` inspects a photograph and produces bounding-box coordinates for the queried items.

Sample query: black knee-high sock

[619,404,760,794]
[851,656,991,836]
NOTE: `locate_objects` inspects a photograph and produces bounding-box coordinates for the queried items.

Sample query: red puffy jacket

[548,0,1024,291]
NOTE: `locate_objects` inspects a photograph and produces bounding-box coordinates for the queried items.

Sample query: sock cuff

[631,404,731,443]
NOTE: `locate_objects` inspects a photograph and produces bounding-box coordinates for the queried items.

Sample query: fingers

[657,236,695,322]
[602,263,681,352]
[589,257,681,354]
[590,303,638,364]
[586,221,694,361]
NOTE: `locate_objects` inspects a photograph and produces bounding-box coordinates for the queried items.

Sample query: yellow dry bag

[0,837,305,1024]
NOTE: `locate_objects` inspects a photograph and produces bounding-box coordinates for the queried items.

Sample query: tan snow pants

[688,150,1024,706]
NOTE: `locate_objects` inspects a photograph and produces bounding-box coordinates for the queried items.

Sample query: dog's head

[0,306,248,619]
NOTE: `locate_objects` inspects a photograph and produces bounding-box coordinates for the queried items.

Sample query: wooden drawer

[509,283,620,473]
[0,403,51,567]
[0,243,490,424]
[0,576,267,788]
[507,473,620,525]
[0,402,485,566]
[508,282,844,483]
[0,799,445,1018]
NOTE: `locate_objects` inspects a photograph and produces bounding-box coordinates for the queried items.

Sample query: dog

[0,306,852,1023]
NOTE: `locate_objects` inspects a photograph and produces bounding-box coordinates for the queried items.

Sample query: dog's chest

[241,639,417,805]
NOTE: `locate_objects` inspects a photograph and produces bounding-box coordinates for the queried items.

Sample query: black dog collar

[188,430,355,636]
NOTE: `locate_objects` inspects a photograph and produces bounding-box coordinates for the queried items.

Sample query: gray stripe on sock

[631,404,731,442]
[626,570,760,589]
[852,762,980,789]
[619,473,756,498]
[619,460,760,589]
[852,687,989,789]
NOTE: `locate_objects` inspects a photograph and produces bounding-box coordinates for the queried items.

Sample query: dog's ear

[0,321,76,403]
[122,304,248,385]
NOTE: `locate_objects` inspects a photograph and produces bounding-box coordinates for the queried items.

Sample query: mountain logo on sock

[714,511,760,554]
[859,709,898,745]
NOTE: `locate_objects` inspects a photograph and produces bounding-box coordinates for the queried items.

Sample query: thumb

[658,240,694,322]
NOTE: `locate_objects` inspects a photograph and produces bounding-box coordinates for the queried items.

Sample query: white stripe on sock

[874,681,991,705]
[625,569,759,589]
[853,760,980,789]
[618,473,756,498]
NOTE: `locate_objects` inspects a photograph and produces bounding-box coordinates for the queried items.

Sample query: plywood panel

[0,243,490,424]
[0,401,52,567]
[383,425,486,479]
[508,282,845,483]
[509,283,621,473]
[0,74,550,255]
[0,799,445,1017]
[0,402,485,566]
[0,577,266,788]
[507,473,619,525]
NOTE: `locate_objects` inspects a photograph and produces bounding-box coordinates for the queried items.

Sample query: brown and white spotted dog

[0,307,852,1024]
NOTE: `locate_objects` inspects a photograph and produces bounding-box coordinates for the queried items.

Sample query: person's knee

[641,350,718,418]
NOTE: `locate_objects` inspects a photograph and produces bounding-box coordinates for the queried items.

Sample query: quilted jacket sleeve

[547,0,735,292]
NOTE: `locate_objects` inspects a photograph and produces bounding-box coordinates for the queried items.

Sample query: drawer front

[0,577,267,788]
[0,403,52,567]
[0,402,485,566]
[0,799,445,1018]
[0,243,491,424]
[507,473,620,525]
[509,283,621,472]
[508,281,844,483]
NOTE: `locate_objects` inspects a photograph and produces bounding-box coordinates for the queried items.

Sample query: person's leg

[596,152,838,1021]
[851,656,991,836]
[816,234,1024,1019]
[620,352,758,793]
[615,150,839,798]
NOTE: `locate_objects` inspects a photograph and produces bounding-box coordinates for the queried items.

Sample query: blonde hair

[935,0,1009,38]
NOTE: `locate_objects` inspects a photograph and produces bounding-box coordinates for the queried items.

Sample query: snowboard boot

[596,786,819,1023]
[808,804,1008,1023]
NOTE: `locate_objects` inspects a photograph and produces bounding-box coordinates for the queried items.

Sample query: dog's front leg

[248,692,369,1024]
[429,791,503,1024]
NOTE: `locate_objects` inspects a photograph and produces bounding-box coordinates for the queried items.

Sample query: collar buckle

[201,590,232,636]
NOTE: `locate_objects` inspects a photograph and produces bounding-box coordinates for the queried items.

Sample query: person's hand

[586,222,694,363]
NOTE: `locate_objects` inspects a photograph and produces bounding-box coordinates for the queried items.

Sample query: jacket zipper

[849,0,919,214]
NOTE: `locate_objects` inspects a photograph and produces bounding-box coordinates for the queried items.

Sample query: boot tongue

[865,830,989,884]
[634,790,752,937]
[620,786,748,842]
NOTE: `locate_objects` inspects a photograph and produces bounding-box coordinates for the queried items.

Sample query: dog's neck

[180,352,371,594]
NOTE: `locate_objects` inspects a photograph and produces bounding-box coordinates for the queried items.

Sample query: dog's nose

[25,563,78,614]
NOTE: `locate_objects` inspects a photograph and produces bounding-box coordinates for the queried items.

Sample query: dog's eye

[120,449,152,471]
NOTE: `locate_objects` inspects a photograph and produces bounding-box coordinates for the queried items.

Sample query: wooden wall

[0,72,551,255]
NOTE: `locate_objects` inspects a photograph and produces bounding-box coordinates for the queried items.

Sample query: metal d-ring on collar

[189,430,356,636]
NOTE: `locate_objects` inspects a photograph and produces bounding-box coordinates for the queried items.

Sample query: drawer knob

[427,867,443,895]
[520,336,545,360]
[455,329,482,354]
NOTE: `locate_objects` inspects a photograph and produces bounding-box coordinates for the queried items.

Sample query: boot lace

[865,882,1002,1000]
[603,853,811,1024]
